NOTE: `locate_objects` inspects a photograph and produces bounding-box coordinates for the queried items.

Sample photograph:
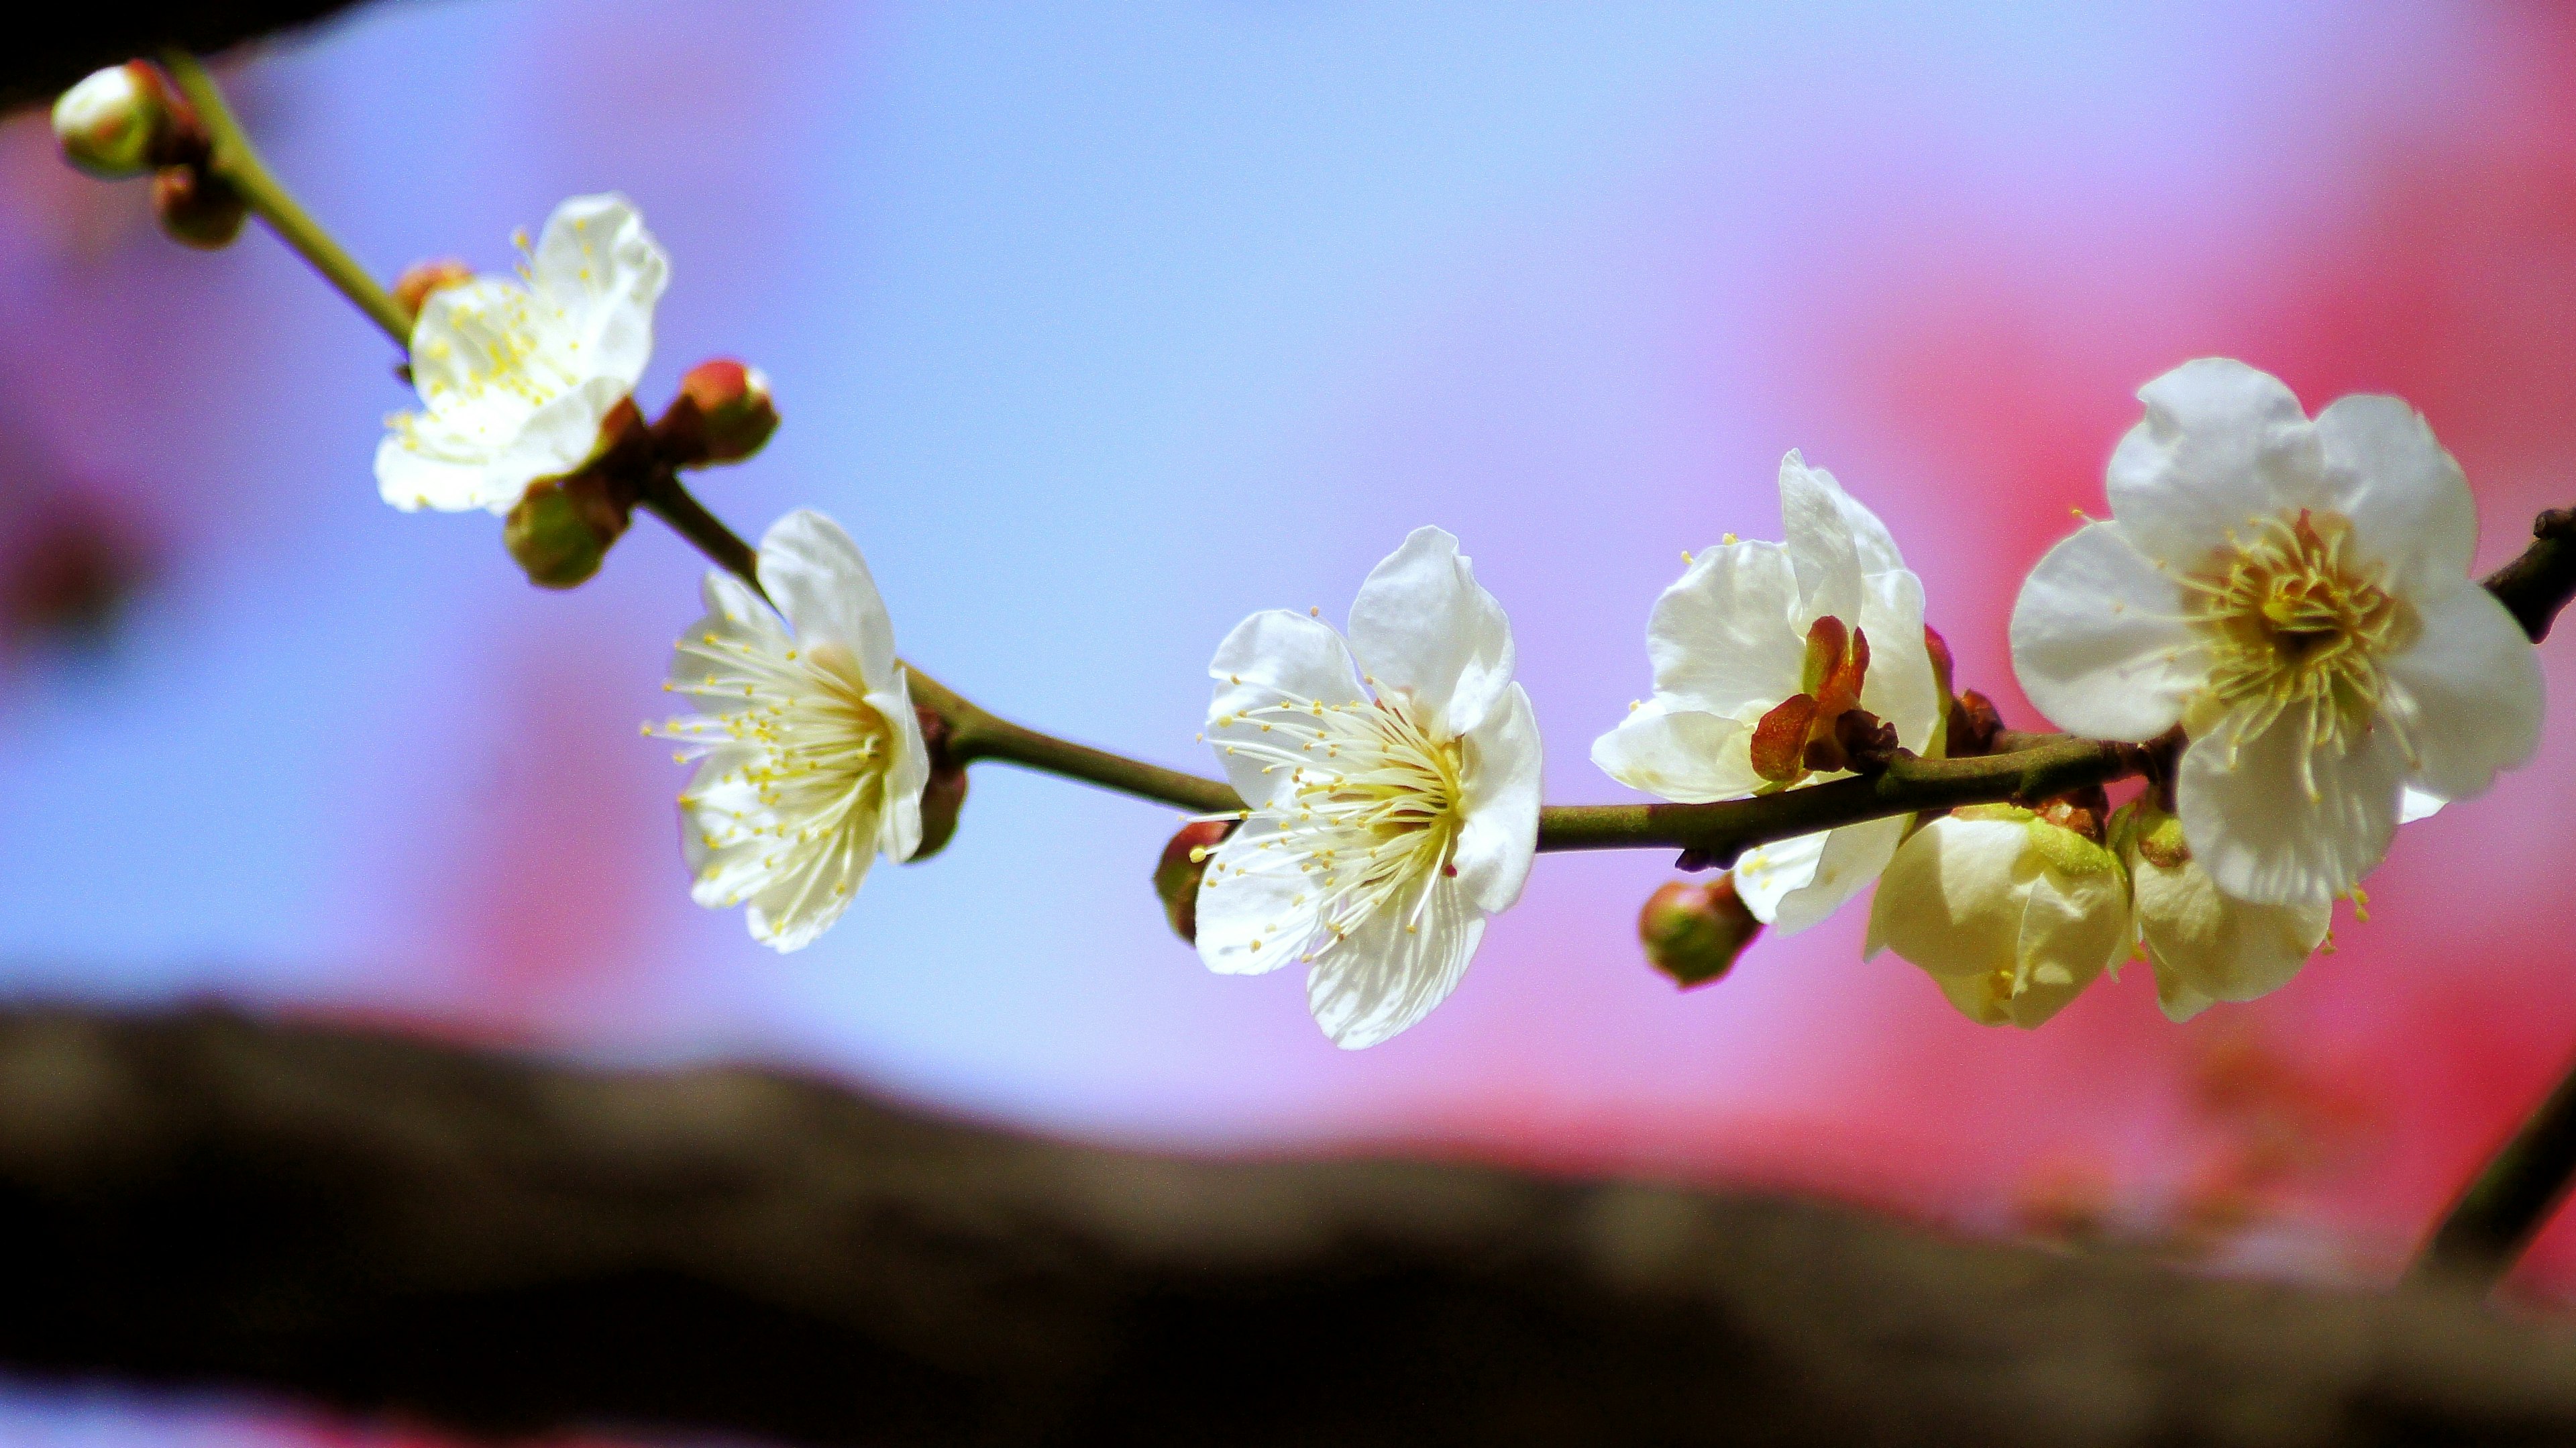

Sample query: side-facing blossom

[651,509,928,952]
[2011,358,2543,907]
[1592,452,1941,934]
[2114,801,2332,1023]
[1195,527,1542,1049]
[1864,806,2131,1029]
[377,193,669,514]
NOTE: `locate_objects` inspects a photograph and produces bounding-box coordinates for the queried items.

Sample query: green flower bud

[53,63,178,179]
[152,165,246,250]
[1638,875,1762,988]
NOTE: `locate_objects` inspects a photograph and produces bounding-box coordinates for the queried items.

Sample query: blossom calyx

[654,360,778,467]
[1638,875,1762,988]
[52,62,197,179]
[907,705,969,862]
[1154,819,1234,943]
[1865,805,2131,1029]
[152,164,246,249]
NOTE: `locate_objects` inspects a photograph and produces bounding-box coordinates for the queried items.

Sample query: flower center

[2183,508,2413,769]
[656,636,893,903]
[1212,689,1466,961]
[413,285,581,417]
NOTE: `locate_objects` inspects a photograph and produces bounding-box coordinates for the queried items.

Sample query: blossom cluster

[352,193,2555,1045]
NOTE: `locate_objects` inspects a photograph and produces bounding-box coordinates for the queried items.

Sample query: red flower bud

[1153,820,1235,943]
[393,257,474,323]
[653,359,778,466]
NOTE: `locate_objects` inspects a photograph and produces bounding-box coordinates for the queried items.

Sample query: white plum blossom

[1592,452,1942,934]
[376,193,669,513]
[651,510,928,952]
[2011,358,2544,907]
[2113,801,2330,1024]
[1195,527,1542,1049]
[1864,806,2132,1030]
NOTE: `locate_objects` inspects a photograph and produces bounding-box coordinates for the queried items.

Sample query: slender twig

[160,50,411,346]
[2398,523,2576,1294]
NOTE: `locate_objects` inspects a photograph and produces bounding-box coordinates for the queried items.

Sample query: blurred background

[5,0,2576,1440]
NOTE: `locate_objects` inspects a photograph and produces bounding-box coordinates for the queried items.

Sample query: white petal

[1206,611,1365,807]
[1346,526,1516,737]
[1733,829,1827,925]
[2133,855,2326,1009]
[1854,566,1941,752]
[478,374,629,511]
[1305,877,1484,1049]
[1453,683,1541,915]
[870,672,931,864]
[1862,817,2028,976]
[2106,358,2327,569]
[1778,451,1863,627]
[668,573,792,696]
[1770,813,1911,937]
[2381,582,2544,805]
[2399,786,2447,824]
[1833,476,1911,576]
[529,193,669,392]
[758,510,900,684]
[406,276,537,401]
[2008,520,2202,739]
[744,825,873,954]
[1193,819,1315,976]
[2155,976,2218,1025]
[374,429,506,513]
[2311,394,2477,599]
[1589,700,1760,803]
[2177,714,2405,907]
[1643,540,1806,717]
[2013,864,2130,998]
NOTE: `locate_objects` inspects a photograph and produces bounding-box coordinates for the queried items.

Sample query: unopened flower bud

[653,360,777,466]
[1638,875,1762,988]
[52,62,185,179]
[1153,819,1234,943]
[393,257,474,323]
[906,705,969,862]
[152,166,246,249]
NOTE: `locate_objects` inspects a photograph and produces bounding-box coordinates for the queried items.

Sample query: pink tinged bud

[393,257,474,322]
[1638,876,1762,988]
[908,705,968,862]
[653,360,779,467]
[52,62,186,179]
[1154,820,1234,943]
[151,165,246,249]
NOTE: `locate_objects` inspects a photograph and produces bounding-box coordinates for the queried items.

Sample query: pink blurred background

[4,1,2576,1439]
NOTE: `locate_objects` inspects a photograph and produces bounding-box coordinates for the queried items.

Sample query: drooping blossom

[1592,452,1941,934]
[1864,805,2131,1029]
[2114,800,2331,1023]
[1195,527,1541,1049]
[376,193,668,513]
[2011,358,2542,906]
[650,510,928,951]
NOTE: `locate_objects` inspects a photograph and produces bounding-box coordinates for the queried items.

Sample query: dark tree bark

[0,0,373,112]
[0,1006,2573,1447]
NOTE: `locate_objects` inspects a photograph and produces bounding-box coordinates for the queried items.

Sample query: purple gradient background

[5,2,2576,1440]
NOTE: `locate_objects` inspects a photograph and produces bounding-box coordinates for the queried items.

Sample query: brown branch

[0,0,374,112]
[5,1005,2576,1447]
[2481,507,2576,644]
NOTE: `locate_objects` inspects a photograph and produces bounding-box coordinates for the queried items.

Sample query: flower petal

[374,428,507,513]
[407,277,537,401]
[744,821,873,954]
[1346,526,1516,737]
[1589,700,1759,803]
[758,510,900,688]
[529,193,668,393]
[1778,451,1862,627]
[482,374,631,511]
[1862,816,2028,975]
[1454,682,1541,915]
[1206,610,1365,807]
[1733,828,1828,926]
[2105,358,2327,569]
[1643,539,1807,717]
[869,670,931,864]
[2177,714,2405,906]
[1305,876,1484,1049]
[1193,818,1316,976]
[667,571,792,697]
[2009,520,2203,739]
[2381,582,2544,805]
[1854,566,1941,752]
[2133,854,2326,1010]
[2311,394,2477,599]
[1770,813,1910,938]
[2400,786,2447,824]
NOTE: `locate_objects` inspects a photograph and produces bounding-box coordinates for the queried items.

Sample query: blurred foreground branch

[0,0,370,111]
[1,1008,2575,1446]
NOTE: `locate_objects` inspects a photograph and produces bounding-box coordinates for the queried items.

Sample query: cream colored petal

[1346,526,1516,737]
[1193,819,1316,977]
[1770,813,1909,938]
[2381,582,2544,806]
[2104,358,2327,570]
[2176,711,2404,907]
[1589,700,1759,804]
[1452,683,1540,915]
[1642,539,1807,717]
[1860,816,2029,976]
[2133,853,2326,1008]
[2009,520,2202,740]
[1305,876,1483,1049]
[1778,450,1863,628]
[1734,829,1828,926]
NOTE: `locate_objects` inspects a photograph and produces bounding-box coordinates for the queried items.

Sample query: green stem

[162,51,413,348]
